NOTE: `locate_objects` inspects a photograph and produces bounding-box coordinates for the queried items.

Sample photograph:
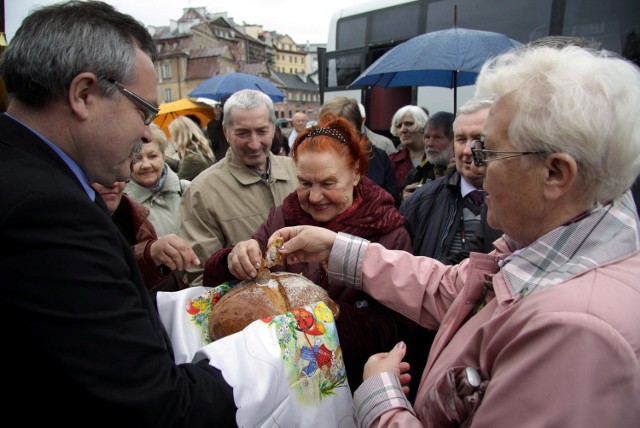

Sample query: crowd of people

[2,1,639,426]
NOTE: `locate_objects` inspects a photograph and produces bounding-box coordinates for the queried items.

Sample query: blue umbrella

[189,72,285,102]
[349,27,521,112]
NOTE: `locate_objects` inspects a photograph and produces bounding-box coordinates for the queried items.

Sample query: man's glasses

[108,80,159,125]
[471,136,545,167]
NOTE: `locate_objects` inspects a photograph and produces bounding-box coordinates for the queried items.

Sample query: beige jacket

[179,149,297,285]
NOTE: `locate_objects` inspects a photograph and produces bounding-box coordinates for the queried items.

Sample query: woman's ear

[541,152,578,201]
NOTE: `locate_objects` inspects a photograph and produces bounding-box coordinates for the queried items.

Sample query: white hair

[475,46,640,202]
[389,105,429,137]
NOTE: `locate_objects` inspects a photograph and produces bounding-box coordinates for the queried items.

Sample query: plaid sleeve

[354,372,415,427]
[327,232,369,290]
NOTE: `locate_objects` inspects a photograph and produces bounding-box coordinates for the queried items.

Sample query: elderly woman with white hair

[388,105,429,187]
[268,44,640,427]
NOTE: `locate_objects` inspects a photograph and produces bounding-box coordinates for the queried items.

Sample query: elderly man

[0,1,237,425]
[401,100,501,263]
[287,111,308,152]
[271,44,640,427]
[179,89,297,284]
[401,111,455,199]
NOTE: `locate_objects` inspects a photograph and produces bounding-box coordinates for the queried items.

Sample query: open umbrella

[349,27,521,113]
[189,72,285,103]
[152,98,215,133]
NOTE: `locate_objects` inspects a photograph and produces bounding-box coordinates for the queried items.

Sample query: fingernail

[395,341,406,350]
[249,271,256,279]
[254,263,261,270]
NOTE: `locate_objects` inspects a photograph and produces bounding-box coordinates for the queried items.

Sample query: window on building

[162,63,172,79]
[164,88,172,102]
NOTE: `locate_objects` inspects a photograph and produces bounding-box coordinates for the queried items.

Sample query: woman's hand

[149,234,200,271]
[363,341,412,395]
[268,226,337,265]
[227,239,263,280]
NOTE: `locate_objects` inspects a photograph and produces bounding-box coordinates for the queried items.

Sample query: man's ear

[68,72,100,120]
[542,152,578,201]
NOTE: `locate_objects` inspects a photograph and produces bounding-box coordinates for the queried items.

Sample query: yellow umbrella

[153,98,215,134]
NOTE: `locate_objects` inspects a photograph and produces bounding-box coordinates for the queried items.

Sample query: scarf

[501,191,640,299]
[281,176,405,238]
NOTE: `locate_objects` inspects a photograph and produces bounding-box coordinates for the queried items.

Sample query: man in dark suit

[0,2,236,425]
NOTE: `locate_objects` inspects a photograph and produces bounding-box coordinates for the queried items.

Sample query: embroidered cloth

[157,285,355,427]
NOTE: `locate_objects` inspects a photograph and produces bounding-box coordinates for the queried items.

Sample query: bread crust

[209,272,339,340]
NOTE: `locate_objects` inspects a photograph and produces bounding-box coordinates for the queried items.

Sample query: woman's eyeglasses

[471,136,545,167]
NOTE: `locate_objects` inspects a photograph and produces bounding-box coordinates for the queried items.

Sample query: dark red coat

[204,176,433,395]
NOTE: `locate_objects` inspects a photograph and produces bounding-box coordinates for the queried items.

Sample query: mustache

[131,140,144,156]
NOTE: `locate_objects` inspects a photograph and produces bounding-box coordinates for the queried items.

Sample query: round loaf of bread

[209,272,339,340]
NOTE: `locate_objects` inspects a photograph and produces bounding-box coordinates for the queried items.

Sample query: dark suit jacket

[0,114,236,426]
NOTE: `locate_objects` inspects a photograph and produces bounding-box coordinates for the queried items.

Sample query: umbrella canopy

[349,27,521,112]
[152,98,215,134]
[188,73,285,103]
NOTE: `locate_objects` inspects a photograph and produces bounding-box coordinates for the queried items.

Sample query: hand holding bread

[268,226,338,265]
[228,238,285,281]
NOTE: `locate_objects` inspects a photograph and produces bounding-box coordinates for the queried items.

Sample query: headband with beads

[299,127,347,145]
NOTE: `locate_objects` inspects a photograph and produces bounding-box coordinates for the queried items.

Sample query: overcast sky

[5,0,374,45]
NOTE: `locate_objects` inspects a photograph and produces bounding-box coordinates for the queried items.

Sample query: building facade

[149,7,323,120]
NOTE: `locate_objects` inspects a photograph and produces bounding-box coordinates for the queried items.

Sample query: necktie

[467,190,485,206]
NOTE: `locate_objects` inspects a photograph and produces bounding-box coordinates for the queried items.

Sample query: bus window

[564,0,639,54]
[326,52,363,88]
[370,2,421,45]
[337,16,367,50]
[426,0,553,43]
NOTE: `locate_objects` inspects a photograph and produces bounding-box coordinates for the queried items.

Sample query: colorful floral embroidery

[266,302,347,403]
[185,281,237,343]
[185,284,347,404]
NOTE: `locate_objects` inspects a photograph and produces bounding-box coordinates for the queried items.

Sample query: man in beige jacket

[179,89,297,285]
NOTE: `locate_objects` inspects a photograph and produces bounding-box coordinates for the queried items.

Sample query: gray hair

[475,45,640,202]
[223,89,276,127]
[457,97,494,116]
[319,96,363,131]
[453,97,494,132]
[389,105,429,137]
[0,1,157,108]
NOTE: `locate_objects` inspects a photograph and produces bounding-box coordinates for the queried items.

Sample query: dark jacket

[204,176,431,396]
[112,194,189,292]
[0,114,236,426]
[367,144,401,206]
[402,158,448,188]
[205,118,229,164]
[177,149,214,181]
[400,168,502,263]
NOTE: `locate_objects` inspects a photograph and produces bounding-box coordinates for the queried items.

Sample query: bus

[318,0,639,137]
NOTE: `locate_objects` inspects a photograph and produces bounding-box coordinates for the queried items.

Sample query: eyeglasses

[471,136,546,167]
[108,80,159,125]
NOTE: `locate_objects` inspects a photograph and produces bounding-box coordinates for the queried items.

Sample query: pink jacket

[355,236,640,427]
